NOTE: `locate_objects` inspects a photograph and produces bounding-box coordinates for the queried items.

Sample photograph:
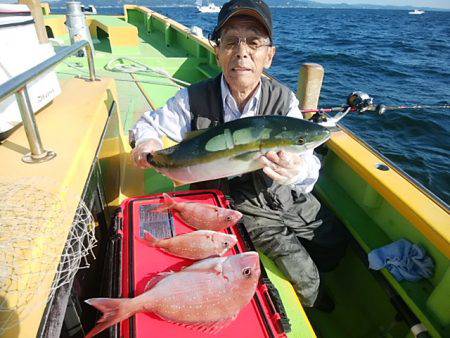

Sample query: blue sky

[316,0,450,9]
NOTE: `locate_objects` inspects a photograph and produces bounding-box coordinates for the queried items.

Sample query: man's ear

[264,46,276,68]
[214,46,222,67]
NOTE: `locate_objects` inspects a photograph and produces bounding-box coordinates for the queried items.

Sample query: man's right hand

[131,139,162,169]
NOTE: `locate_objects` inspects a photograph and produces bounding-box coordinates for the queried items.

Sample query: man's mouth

[232,67,252,72]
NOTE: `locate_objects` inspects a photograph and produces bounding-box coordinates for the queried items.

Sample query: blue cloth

[368,239,434,282]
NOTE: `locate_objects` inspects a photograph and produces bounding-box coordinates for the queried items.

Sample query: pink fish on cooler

[154,193,243,231]
[141,230,238,260]
[84,252,260,337]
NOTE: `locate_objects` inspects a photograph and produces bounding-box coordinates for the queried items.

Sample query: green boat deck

[43,5,449,338]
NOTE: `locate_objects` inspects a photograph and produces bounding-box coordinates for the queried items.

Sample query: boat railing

[0,40,96,163]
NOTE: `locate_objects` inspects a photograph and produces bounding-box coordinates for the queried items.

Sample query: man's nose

[235,42,250,58]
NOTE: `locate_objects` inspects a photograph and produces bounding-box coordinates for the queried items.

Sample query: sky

[315,0,450,9]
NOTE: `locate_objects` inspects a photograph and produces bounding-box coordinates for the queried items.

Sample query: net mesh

[0,178,97,335]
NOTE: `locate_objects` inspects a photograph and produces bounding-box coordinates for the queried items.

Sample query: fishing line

[62,61,186,88]
[104,57,191,87]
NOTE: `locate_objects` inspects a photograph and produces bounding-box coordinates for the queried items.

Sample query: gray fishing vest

[187,74,311,213]
[188,74,291,130]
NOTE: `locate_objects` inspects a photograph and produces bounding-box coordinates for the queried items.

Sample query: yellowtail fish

[84,252,261,337]
[147,115,330,186]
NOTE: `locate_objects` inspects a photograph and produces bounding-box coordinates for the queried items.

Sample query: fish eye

[223,241,229,247]
[298,137,305,145]
[242,267,252,277]
[226,216,232,221]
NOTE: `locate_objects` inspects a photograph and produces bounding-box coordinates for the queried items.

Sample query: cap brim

[215,8,271,39]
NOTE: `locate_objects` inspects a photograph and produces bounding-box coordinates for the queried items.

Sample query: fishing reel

[309,91,384,125]
[347,91,373,113]
[347,91,386,115]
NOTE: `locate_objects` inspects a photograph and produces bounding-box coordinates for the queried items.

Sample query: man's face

[215,16,275,92]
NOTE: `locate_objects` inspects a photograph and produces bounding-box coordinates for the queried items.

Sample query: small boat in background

[80,4,97,15]
[409,9,425,15]
[196,0,220,13]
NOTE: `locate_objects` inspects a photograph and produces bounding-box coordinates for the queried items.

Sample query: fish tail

[153,193,177,212]
[85,298,137,337]
[143,231,159,247]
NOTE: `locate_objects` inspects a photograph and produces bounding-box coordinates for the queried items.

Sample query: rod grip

[297,63,324,120]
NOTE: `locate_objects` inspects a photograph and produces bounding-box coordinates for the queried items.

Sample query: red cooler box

[101,190,290,338]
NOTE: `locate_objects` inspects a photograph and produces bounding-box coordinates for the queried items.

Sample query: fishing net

[0,177,97,335]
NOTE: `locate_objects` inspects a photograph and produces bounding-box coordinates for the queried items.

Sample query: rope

[104,57,191,87]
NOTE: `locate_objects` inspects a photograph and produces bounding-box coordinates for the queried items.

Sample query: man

[131,0,347,311]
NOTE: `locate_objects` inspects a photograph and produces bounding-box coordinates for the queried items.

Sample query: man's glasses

[217,36,272,51]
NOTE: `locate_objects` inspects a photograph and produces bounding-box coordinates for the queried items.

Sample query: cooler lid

[0,4,33,27]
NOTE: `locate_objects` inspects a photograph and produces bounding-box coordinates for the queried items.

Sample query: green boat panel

[308,247,411,338]
[316,150,449,337]
[259,253,316,337]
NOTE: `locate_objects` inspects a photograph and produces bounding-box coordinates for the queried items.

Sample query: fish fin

[144,271,174,291]
[183,129,208,141]
[183,257,227,272]
[233,151,259,162]
[142,231,159,247]
[172,179,186,187]
[84,298,136,338]
[152,193,176,212]
[213,263,223,275]
[184,262,223,276]
[181,315,237,334]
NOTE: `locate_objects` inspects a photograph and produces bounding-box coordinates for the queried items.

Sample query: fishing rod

[304,91,450,125]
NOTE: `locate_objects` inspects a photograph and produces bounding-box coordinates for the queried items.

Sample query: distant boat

[409,9,425,15]
[80,4,97,15]
[196,0,220,13]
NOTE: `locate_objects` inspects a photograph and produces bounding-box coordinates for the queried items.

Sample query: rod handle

[297,63,324,120]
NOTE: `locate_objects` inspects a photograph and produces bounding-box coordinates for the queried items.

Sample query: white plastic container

[0,4,61,134]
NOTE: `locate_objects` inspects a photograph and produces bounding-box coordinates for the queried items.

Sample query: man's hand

[131,139,162,169]
[260,150,306,185]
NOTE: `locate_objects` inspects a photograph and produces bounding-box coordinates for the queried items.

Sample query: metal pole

[0,40,95,164]
[15,87,56,163]
[85,44,96,81]
[0,41,96,103]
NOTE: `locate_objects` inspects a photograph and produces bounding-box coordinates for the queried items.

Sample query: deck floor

[54,27,215,133]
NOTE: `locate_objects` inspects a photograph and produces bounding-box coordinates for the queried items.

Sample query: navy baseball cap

[211,0,273,42]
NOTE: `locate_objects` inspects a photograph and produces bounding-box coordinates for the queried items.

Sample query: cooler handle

[261,277,292,333]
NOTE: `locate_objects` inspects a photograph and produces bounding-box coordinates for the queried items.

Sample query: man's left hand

[260,150,305,185]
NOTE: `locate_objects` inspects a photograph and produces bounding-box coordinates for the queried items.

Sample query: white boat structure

[196,0,221,13]
[409,9,425,15]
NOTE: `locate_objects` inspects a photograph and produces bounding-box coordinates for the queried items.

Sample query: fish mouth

[307,137,330,150]
[234,210,243,221]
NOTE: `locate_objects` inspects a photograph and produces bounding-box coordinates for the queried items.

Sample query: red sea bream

[141,230,238,260]
[84,252,261,337]
[154,193,243,231]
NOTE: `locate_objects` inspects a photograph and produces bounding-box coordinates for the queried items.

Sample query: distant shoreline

[48,5,450,12]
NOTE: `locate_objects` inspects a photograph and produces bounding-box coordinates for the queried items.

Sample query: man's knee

[247,228,320,307]
[274,253,320,307]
